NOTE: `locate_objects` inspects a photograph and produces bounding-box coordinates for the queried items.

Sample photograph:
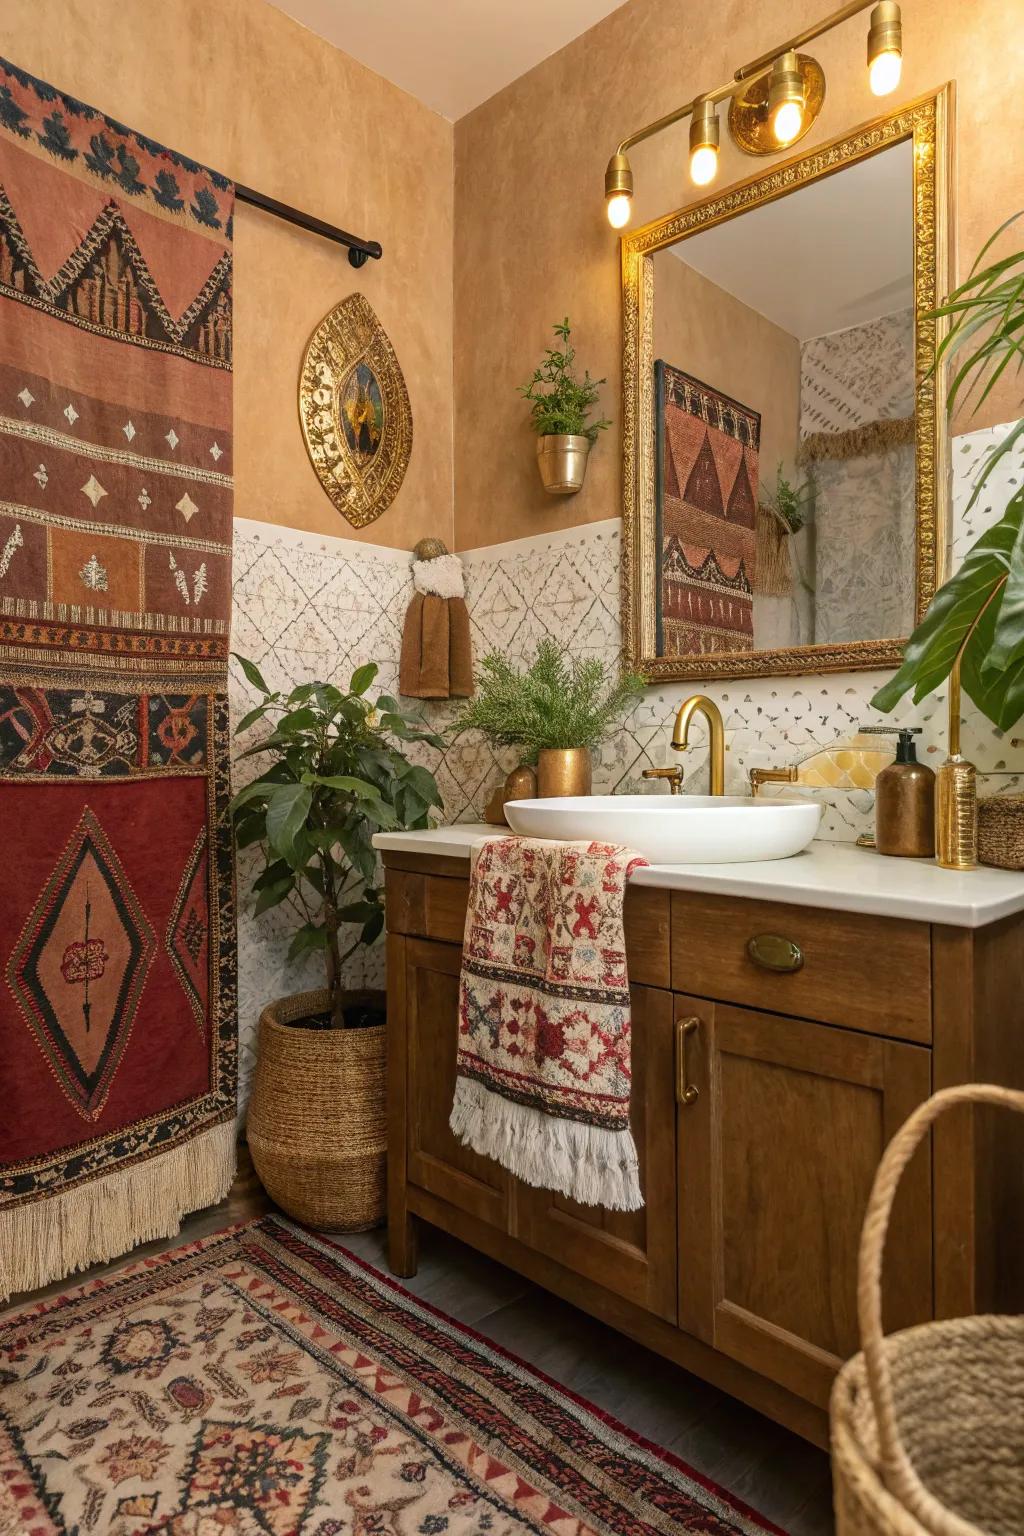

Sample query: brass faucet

[671,695,725,795]
[749,765,798,797]
[641,764,685,794]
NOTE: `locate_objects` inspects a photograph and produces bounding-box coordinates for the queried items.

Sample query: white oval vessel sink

[504,795,822,864]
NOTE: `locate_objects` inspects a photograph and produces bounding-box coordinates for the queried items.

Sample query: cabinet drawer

[671,891,931,1043]
[386,871,670,989]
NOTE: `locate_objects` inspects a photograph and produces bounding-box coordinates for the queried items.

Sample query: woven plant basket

[977,793,1024,870]
[247,987,386,1232]
[832,1083,1024,1536]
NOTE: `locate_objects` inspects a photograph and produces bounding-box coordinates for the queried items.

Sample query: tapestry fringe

[798,414,914,464]
[0,1120,236,1303]
[754,504,793,596]
[450,1076,643,1213]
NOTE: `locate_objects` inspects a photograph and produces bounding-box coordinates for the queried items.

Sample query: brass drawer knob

[747,933,804,973]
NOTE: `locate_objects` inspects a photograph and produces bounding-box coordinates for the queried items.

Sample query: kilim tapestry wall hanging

[0,57,237,1300]
[655,361,759,657]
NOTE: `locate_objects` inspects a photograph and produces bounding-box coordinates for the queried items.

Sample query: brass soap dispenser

[863,725,935,858]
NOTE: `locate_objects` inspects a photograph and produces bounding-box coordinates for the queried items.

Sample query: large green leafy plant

[518,318,611,443]
[230,657,443,1027]
[873,213,1024,730]
[453,638,644,758]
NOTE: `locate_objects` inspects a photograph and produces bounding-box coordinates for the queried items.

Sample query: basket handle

[858,1082,1024,1536]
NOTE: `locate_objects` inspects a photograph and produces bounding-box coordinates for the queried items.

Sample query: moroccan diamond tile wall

[229,423,1022,1104]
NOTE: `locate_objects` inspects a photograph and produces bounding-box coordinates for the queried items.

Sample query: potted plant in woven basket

[518,318,610,494]
[231,657,443,1230]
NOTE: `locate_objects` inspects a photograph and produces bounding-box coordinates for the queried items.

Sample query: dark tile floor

[8,1155,836,1535]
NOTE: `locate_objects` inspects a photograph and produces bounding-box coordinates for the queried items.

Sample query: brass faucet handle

[749,765,798,797]
[642,765,685,795]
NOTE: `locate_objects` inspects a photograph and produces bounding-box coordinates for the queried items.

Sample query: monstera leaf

[872,486,1024,730]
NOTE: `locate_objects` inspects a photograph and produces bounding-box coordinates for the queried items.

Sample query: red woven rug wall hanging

[0,1215,786,1535]
[0,55,237,1300]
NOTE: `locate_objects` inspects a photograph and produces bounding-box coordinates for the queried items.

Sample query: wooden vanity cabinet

[384,850,1024,1447]
[675,993,932,1409]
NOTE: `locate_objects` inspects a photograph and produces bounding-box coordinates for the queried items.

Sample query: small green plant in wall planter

[519,317,610,495]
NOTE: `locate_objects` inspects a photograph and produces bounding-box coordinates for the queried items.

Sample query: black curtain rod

[235,183,382,268]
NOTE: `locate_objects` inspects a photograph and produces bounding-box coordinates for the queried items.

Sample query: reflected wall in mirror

[622,89,953,682]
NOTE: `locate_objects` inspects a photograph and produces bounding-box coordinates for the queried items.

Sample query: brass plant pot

[537,747,592,798]
[536,434,591,495]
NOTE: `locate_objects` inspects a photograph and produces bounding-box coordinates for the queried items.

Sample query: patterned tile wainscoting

[229,422,1022,1104]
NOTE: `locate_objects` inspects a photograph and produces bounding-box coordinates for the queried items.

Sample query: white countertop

[373,824,1024,928]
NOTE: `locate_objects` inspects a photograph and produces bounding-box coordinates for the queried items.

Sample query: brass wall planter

[299,293,413,529]
[537,747,592,797]
[537,434,591,495]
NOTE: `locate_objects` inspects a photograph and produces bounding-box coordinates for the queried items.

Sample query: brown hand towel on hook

[399,539,474,699]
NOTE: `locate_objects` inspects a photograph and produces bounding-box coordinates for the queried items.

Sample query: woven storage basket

[977,794,1024,870]
[832,1083,1024,1536]
[247,987,386,1232]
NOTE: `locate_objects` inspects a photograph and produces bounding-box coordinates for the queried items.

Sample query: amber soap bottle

[874,727,935,858]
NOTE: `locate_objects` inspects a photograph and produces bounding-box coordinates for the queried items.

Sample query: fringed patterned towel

[450,837,649,1212]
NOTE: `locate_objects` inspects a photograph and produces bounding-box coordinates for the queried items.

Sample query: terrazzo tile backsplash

[229,422,1023,1103]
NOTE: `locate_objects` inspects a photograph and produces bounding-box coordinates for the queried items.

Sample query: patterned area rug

[0,1216,783,1535]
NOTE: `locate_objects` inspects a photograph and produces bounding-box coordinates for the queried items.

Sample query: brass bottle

[935,661,978,871]
[874,729,935,857]
[936,756,978,870]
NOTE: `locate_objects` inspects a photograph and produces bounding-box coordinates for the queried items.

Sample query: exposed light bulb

[688,97,720,187]
[607,193,632,229]
[689,145,719,186]
[869,47,902,95]
[772,99,804,145]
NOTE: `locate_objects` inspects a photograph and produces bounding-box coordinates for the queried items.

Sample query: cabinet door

[515,986,677,1321]
[676,995,932,1409]
[404,938,508,1228]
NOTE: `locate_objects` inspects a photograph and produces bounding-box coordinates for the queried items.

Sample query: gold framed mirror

[621,86,953,682]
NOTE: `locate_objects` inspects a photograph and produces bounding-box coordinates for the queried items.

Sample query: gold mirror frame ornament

[621,85,954,683]
[299,292,413,529]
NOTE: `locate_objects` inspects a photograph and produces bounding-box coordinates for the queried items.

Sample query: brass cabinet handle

[676,1016,699,1105]
[747,933,804,973]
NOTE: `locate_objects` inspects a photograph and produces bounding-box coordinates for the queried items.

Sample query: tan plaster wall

[3,0,454,551]
[453,0,1024,549]
[652,252,801,492]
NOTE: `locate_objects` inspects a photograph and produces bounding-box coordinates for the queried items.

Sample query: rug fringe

[0,1120,236,1303]
[450,1076,643,1212]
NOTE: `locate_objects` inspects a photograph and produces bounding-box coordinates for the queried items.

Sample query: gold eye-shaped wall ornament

[298,292,413,529]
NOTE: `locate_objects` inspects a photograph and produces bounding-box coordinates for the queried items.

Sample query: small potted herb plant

[519,317,610,494]
[231,657,442,1230]
[453,638,644,800]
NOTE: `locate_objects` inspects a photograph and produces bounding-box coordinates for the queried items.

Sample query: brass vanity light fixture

[688,98,720,187]
[867,0,903,95]
[604,151,634,229]
[767,51,810,145]
[603,0,904,224]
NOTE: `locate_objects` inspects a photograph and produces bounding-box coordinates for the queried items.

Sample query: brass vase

[936,660,978,871]
[537,747,592,797]
[536,434,590,495]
